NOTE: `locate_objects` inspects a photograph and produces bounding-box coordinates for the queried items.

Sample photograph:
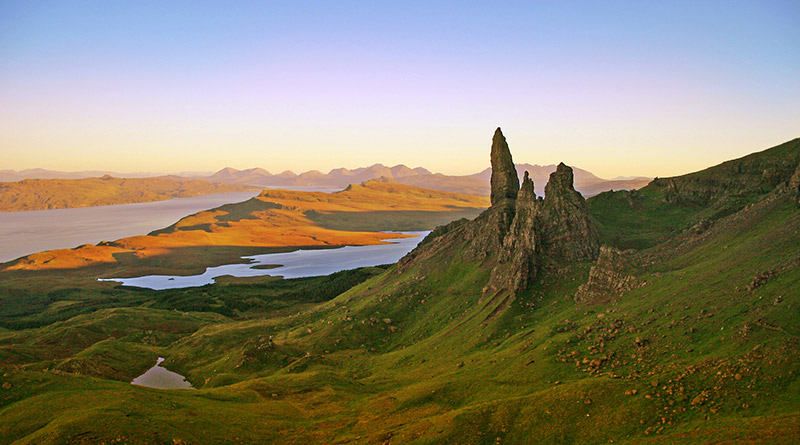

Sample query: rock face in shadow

[538,163,601,264]
[490,128,520,207]
[574,246,641,304]
[485,163,600,296]
[399,128,600,298]
[790,163,800,201]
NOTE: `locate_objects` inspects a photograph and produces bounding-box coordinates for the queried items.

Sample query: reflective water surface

[100,231,429,290]
[131,357,195,390]
[0,191,260,263]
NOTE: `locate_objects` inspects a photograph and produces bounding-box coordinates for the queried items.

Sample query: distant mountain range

[202,164,652,197]
[1,164,651,198]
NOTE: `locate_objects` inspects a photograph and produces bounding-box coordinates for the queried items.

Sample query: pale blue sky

[1,1,798,177]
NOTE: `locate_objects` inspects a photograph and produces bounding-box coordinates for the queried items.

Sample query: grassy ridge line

[589,137,800,250]
[0,175,259,211]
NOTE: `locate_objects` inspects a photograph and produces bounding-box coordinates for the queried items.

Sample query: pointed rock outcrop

[459,129,519,262]
[400,128,600,299]
[490,128,519,207]
[485,171,540,295]
[486,163,600,296]
[538,163,601,264]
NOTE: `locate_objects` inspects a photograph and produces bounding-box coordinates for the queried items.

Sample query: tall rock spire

[402,129,600,300]
[484,170,541,296]
[490,128,520,207]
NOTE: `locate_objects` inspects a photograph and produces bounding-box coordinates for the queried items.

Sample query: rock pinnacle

[490,128,520,206]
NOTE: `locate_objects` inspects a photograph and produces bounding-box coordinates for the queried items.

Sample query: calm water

[131,357,195,390]
[0,191,261,263]
[100,231,429,290]
[0,186,350,264]
[263,185,343,193]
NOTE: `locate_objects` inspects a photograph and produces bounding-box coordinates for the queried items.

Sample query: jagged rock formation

[492,171,540,295]
[538,163,600,263]
[400,128,600,297]
[490,128,520,206]
[574,246,641,304]
[485,162,600,296]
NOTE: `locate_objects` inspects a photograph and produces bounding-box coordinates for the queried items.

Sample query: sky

[1,1,798,179]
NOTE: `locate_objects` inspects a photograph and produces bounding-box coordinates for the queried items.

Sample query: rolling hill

[0,131,798,443]
[2,180,488,273]
[0,176,259,211]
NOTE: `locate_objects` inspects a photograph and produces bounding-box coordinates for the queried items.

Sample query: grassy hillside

[589,138,800,249]
[0,175,259,211]
[0,140,798,443]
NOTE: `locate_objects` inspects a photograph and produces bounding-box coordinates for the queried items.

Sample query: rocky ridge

[651,138,800,207]
[400,128,601,297]
[574,246,642,304]
[790,162,800,203]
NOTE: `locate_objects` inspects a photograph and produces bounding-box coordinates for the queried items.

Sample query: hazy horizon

[2,1,798,178]
[0,157,709,181]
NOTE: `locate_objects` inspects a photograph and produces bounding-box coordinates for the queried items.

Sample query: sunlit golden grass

[5,180,488,271]
[0,176,258,211]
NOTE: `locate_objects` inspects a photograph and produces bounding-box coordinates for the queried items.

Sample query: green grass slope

[589,138,800,249]
[0,139,799,443]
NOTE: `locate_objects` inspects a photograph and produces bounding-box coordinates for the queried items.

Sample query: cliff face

[790,163,800,202]
[400,128,600,297]
[485,162,600,296]
[573,246,641,304]
[651,138,800,207]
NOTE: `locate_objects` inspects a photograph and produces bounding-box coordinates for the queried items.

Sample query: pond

[131,357,195,390]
